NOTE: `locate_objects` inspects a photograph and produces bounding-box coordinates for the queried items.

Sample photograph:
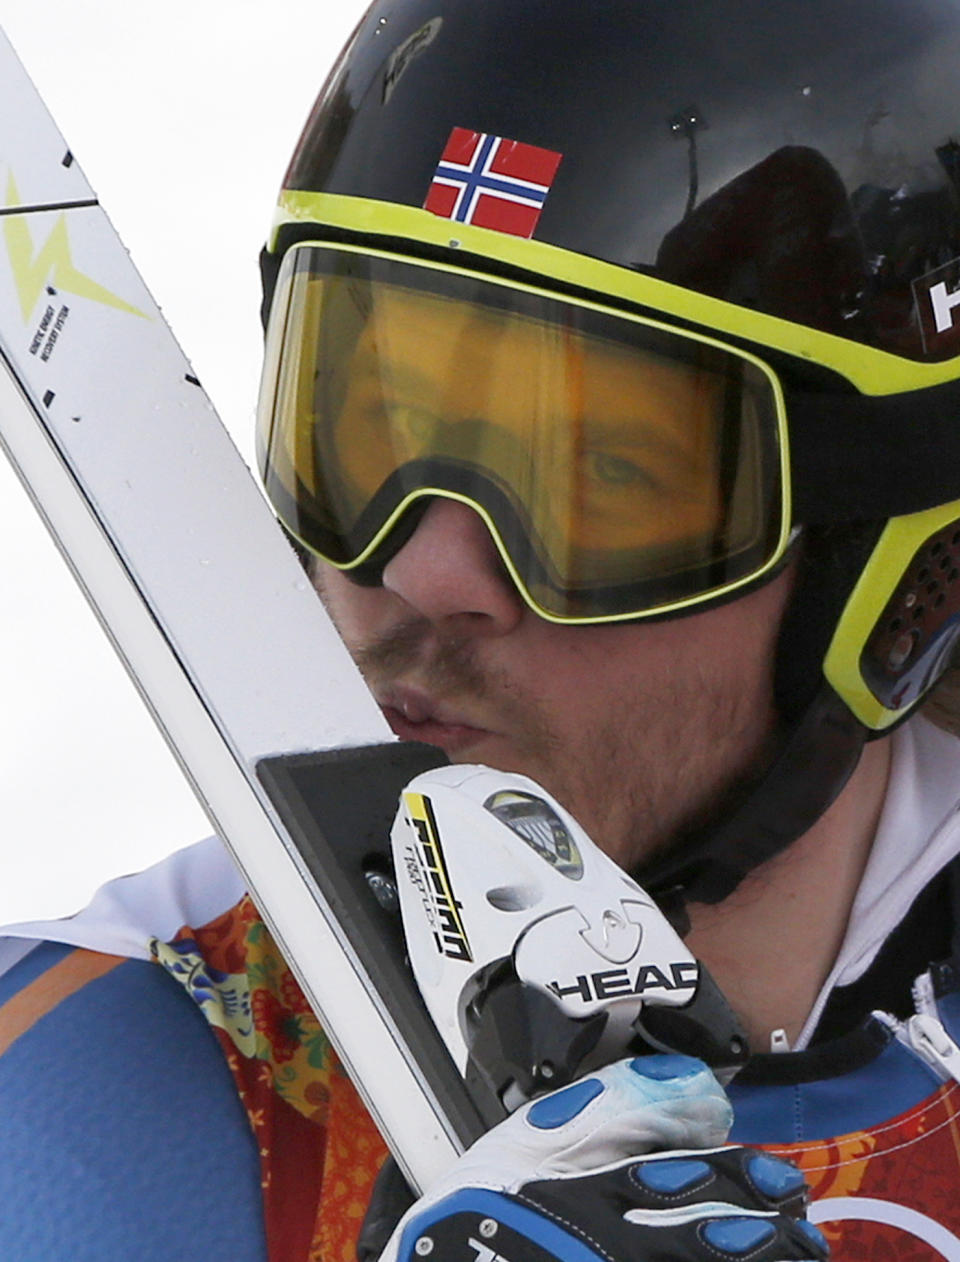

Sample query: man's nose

[380,497,525,635]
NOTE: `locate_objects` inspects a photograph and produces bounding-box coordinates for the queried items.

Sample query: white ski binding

[391,764,748,1114]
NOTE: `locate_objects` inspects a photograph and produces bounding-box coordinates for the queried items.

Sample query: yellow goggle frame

[258,238,793,624]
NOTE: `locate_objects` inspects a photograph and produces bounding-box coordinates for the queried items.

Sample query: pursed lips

[377,686,495,754]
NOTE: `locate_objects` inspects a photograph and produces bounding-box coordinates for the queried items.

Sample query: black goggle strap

[789,374,960,524]
[259,245,282,334]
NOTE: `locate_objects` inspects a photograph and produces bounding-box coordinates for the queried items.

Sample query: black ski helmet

[258,0,960,909]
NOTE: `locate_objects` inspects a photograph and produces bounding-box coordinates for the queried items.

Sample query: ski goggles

[257,243,791,623]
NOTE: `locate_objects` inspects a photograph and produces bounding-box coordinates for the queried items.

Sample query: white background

[0,0,369,924]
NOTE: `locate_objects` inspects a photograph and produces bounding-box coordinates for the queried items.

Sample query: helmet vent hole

[862,519,960,712]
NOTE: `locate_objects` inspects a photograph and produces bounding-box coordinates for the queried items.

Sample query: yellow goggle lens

[258,244,789,622]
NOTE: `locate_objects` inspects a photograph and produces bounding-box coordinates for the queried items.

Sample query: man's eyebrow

[351,339,706,467]
[350,346,440,400]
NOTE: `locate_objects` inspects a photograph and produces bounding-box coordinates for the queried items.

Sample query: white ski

[0,27,482,1191]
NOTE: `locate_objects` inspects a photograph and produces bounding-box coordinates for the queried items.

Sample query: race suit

[2,715,960,1261]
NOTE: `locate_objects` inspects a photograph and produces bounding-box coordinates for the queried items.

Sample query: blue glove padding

[383,1055,827,1262]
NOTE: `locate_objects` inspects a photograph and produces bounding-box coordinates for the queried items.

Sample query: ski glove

[380,1054,827,1262]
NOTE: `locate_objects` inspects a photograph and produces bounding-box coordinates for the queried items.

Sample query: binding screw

[479,1220,499,1239]
[415,1237,434,1255]
[364,869,399,912]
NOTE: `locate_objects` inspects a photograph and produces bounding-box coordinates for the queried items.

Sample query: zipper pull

[904,1011,960,1085]
[912,968,938,1018]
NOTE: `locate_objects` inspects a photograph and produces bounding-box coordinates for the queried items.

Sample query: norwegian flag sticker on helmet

[424,127,563,239]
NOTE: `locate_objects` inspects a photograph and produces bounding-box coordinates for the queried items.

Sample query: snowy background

[0,0,369,923]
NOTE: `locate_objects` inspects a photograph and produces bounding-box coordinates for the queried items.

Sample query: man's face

[311,513,792,872]
[301,278,792,872]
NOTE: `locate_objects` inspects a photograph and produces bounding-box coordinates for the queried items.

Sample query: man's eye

[584,450,655,488]
[392,404,440,443]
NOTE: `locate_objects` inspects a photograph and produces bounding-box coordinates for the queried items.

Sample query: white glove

[381,1054,827,1262]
